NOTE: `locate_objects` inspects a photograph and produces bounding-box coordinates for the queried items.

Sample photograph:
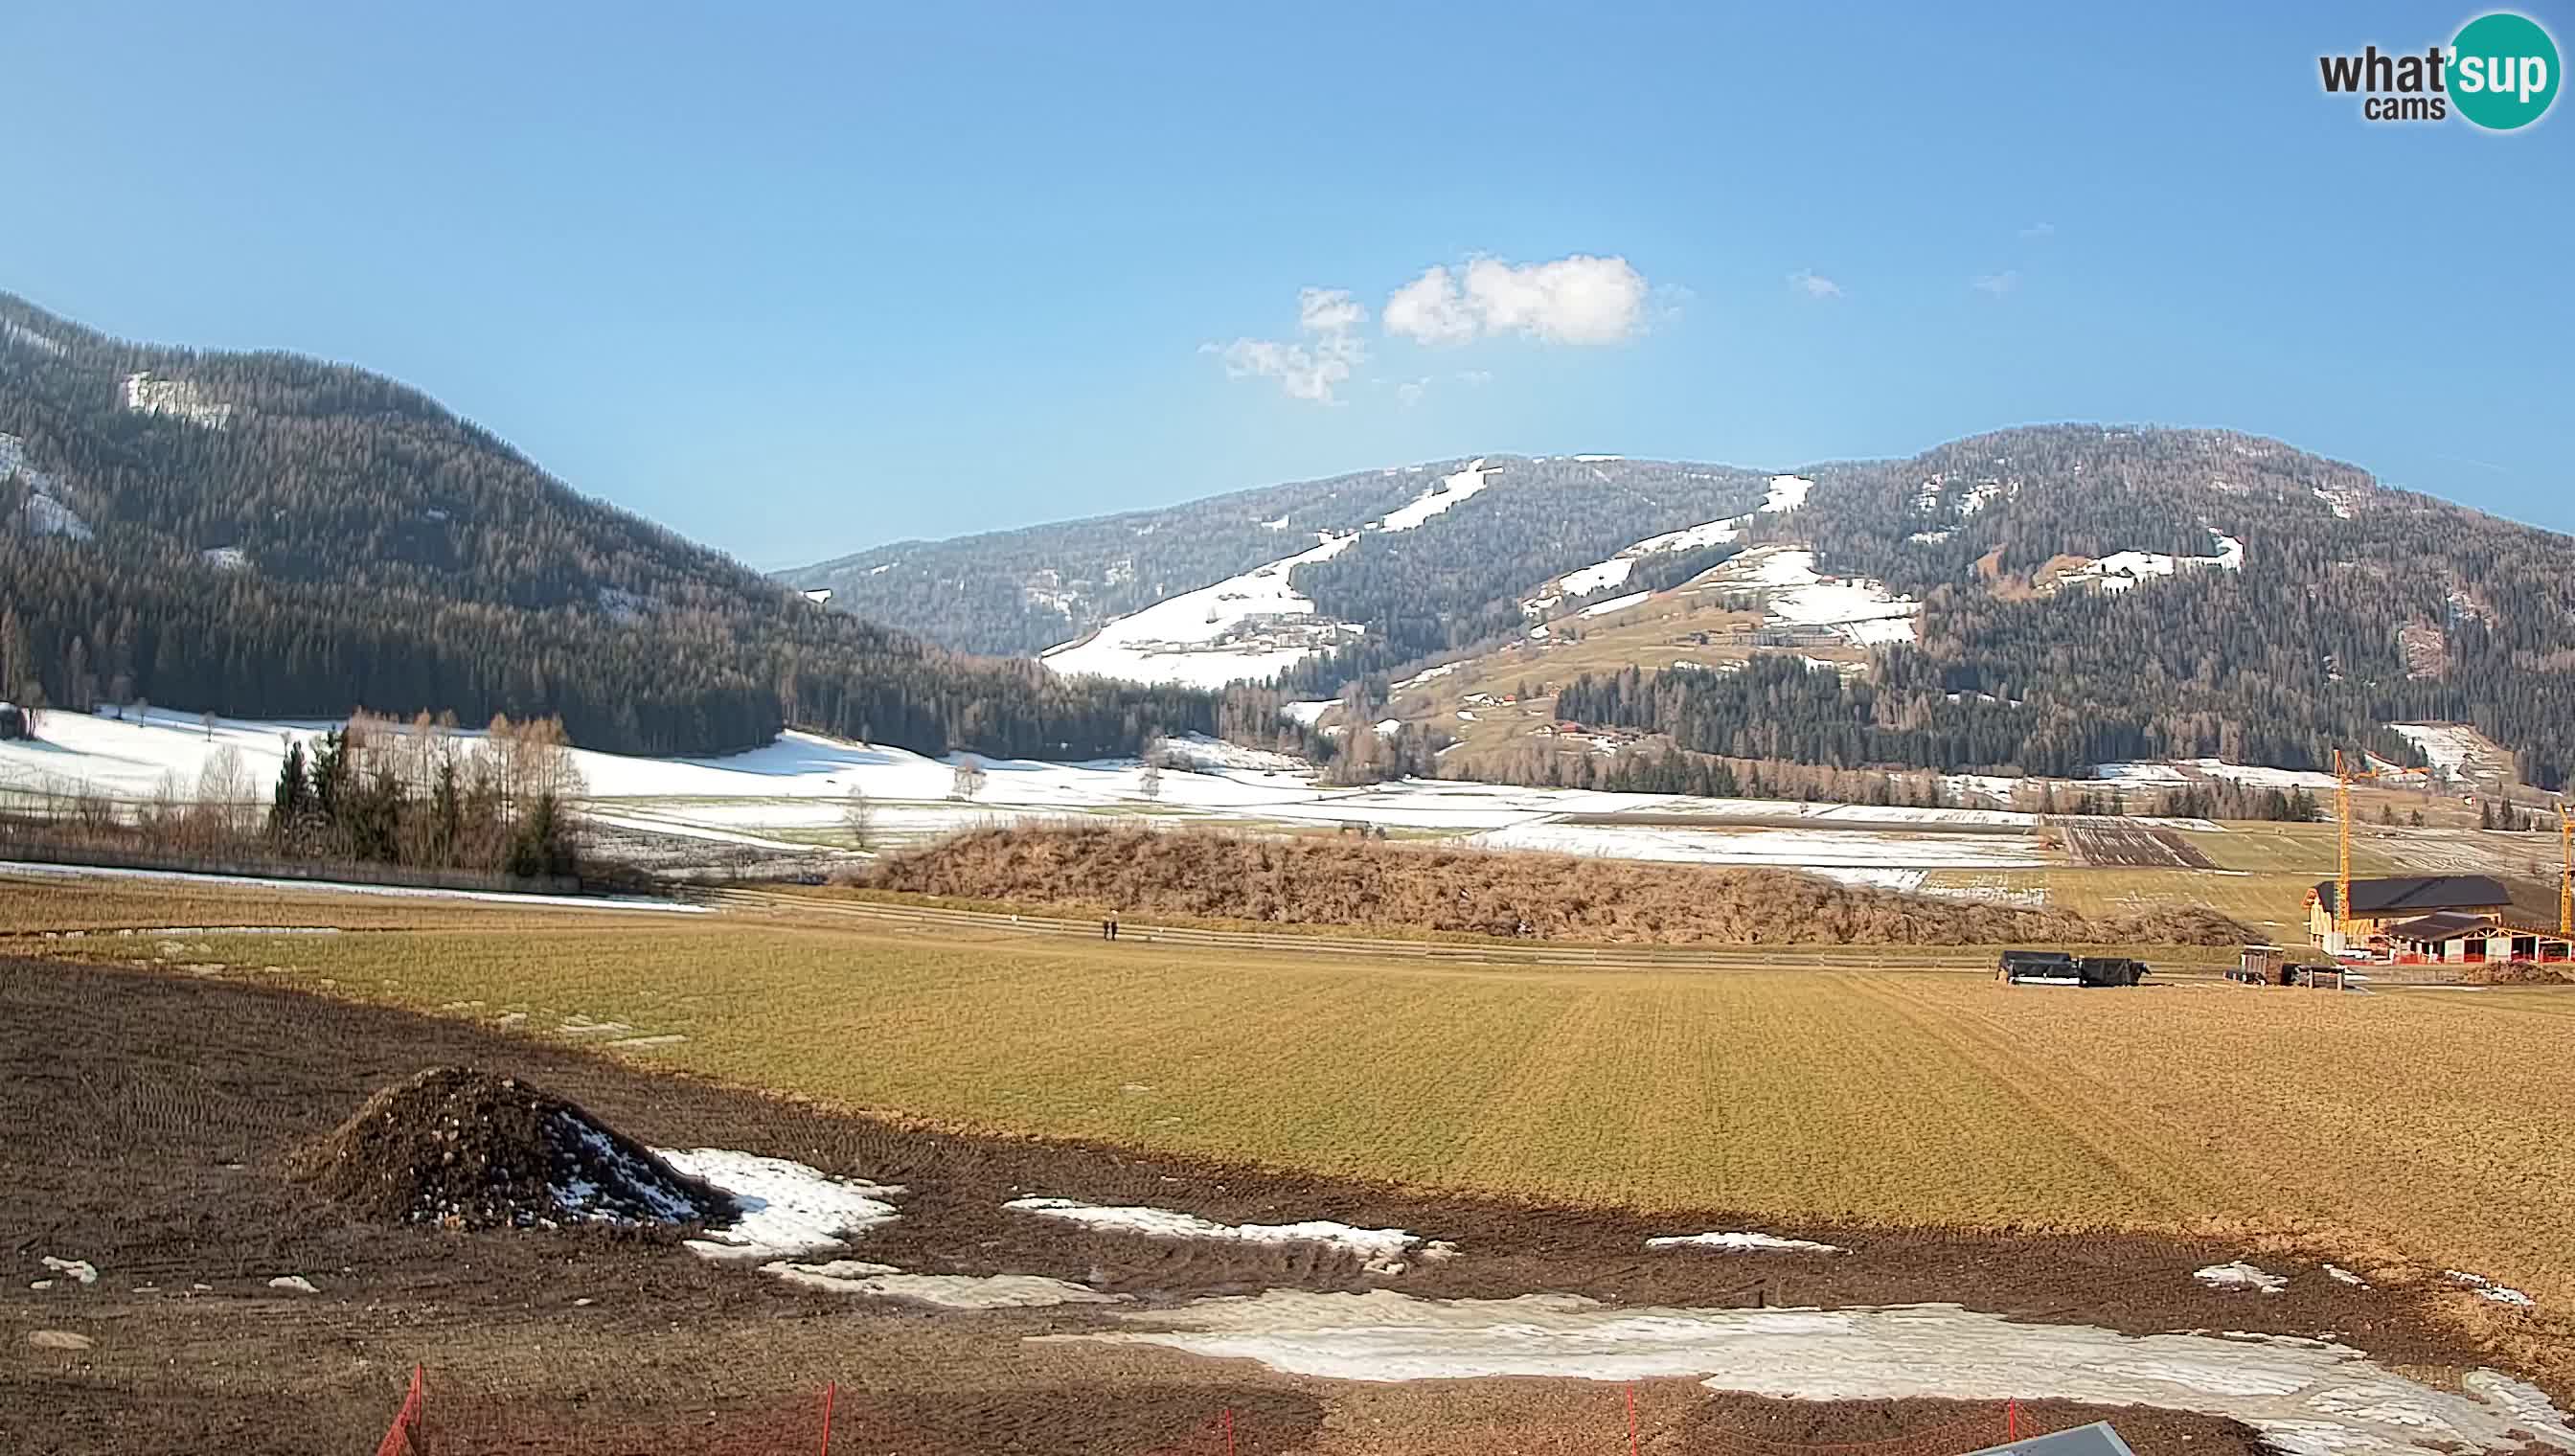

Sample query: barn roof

[2379,911,2505,943]
[2313,875,2509,916]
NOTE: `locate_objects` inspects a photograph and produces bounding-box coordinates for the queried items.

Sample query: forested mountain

[1653,425,2575,788]
[0,292,1207,759]
[801,424,2575,791]
[788,466,1433,656]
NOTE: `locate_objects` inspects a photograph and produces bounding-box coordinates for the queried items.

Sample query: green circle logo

[2451,12,2560,129]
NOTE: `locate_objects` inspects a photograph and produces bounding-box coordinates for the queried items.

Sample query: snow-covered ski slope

[1041,461,1496,689]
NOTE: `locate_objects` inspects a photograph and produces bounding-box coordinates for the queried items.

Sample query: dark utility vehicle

[1998,950,2150,987]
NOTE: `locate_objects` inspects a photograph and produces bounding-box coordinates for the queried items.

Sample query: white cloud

[1206,286,1368,404]
[1383,267,1479,347]
[2019,221,2056,239]
[1787,269,1844,300]
[1297,286,1366,335]
[1395,377,1429,408]
[1455,370,1493,387]
[1383,254,1650,346]
[1971,270,2020,296]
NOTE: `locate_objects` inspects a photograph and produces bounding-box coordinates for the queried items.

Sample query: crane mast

[2560,801,2571,938]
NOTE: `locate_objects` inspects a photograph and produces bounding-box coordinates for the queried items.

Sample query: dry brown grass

[860,826,2248,945]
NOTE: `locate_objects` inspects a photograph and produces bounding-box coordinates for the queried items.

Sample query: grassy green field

[18,872,2573,1321]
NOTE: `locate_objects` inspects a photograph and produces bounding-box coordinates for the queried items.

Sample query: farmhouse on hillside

[0,702,26,740]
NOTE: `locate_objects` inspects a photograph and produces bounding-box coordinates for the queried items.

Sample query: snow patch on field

[1395,662,1462,690]
[656,1149,904,1263]
[1581,590,1652,619]
[39,1258,99,1286]
[2445,1271,2536,1308]
[2190,761,2336,791]
[1473,822,2047,870]
[2196,1263,2288,1295]
[1559,556,1636,598]
[1649,1232,1843,1254]
[1808,867,1927,893]
[766,1260,1123,1308]
[1045,1291,2575,1456]
[1004,1197,1455,1277]
[2062,532,2245,593]
[1748,550,1921,648]
[2389,724,2482,778]
[2090,760,2338,793]
[1281,700,1334,728]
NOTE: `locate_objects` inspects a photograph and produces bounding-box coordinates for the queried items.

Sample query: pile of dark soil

[292,1065,733,1233]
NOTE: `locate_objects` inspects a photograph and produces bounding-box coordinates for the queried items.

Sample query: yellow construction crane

[2559,800,2571,938]
[2333,749,2384,943]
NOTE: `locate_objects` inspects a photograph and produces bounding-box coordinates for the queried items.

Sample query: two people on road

[1100,913,1120,942]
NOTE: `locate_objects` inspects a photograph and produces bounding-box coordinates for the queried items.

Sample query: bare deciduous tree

[842,785,875,849]
[950,755,987,802]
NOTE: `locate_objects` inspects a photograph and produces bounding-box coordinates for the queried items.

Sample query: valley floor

[6,708,2562,919]
[9,949,2571,1456]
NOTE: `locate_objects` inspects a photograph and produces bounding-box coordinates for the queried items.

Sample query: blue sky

[10,2,2570,567]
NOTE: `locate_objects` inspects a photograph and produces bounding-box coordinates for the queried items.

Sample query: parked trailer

[2230,945,2344,988]
[1998,951,2149,988]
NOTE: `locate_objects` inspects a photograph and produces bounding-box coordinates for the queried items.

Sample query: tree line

[1,293,1212,762]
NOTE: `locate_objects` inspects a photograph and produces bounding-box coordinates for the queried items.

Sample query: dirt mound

[293,1066,732,1233]
[860,826,2250,947]
[2457,960,2575,985]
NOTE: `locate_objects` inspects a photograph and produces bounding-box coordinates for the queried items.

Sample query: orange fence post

[2006,1399,2018,1442]
[1221,1406,1235,1456]
[819,1381,837,1456]
[372,1364,424,1456]
[1628,1383,1641,1456]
